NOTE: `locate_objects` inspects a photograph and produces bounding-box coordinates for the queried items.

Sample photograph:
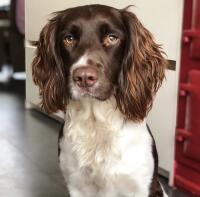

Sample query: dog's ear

[116,10,167,121]
[32,15,68,113]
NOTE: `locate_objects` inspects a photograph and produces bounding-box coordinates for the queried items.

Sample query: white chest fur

[59,98,154,197]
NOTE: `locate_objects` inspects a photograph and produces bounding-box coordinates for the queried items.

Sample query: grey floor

[0,80,190,197]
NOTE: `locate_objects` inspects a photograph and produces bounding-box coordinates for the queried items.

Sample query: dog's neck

[65,97,146,126]
[66,97,124,129]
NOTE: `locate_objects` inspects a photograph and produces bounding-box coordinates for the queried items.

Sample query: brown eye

[103,34,119,47]
[64,35,76,47]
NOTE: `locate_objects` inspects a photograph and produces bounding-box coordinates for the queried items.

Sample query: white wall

[0,0,10,7]
[25,0,184,183]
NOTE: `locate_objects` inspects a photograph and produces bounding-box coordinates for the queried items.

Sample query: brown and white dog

[32,4,168,197]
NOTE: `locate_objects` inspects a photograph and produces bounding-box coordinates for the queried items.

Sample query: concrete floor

[0,80,190,197]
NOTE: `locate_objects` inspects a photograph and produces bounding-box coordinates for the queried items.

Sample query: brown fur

[116,10,167,121]
[32,17,68,113]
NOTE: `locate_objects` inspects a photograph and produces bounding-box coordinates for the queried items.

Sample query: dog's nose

[73,66,98,88]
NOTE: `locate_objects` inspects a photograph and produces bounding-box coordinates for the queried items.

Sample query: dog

[32,4,168,197]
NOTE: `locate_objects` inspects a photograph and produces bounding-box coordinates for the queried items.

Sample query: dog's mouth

[74,86,96,98]
[70,82,114,101]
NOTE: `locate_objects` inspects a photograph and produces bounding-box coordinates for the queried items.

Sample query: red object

[182,71,200,162]
[175,0,200,196]
[190,0,200,58]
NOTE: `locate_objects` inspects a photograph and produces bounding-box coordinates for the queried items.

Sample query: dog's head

[32,4,167,121]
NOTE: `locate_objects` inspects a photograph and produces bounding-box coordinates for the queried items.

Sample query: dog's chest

[63,98,124,169]
[59,98,154,194]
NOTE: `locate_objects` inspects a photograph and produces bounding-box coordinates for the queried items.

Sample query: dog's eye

[64,35,77,47]
[108,34,118,42]
[103,34,119,47]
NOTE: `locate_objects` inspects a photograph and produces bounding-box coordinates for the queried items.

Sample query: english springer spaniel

[32,4,168,197]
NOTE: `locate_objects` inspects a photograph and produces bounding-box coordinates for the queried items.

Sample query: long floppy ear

[32,16,67,113]
[116,10,167,121]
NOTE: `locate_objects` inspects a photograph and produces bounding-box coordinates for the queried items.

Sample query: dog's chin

[70,86,113,101]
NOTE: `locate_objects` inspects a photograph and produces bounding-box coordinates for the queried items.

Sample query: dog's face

[32,4,167,121]
[60,6,126,100]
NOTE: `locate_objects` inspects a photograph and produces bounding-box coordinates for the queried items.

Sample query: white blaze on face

[71,54,89,73]
[70,54,91,99]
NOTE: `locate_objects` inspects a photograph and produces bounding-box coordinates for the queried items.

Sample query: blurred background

[0,0,199,197]
[0,0,25,83]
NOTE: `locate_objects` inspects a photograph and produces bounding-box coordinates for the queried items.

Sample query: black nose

[73,66,98,88]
